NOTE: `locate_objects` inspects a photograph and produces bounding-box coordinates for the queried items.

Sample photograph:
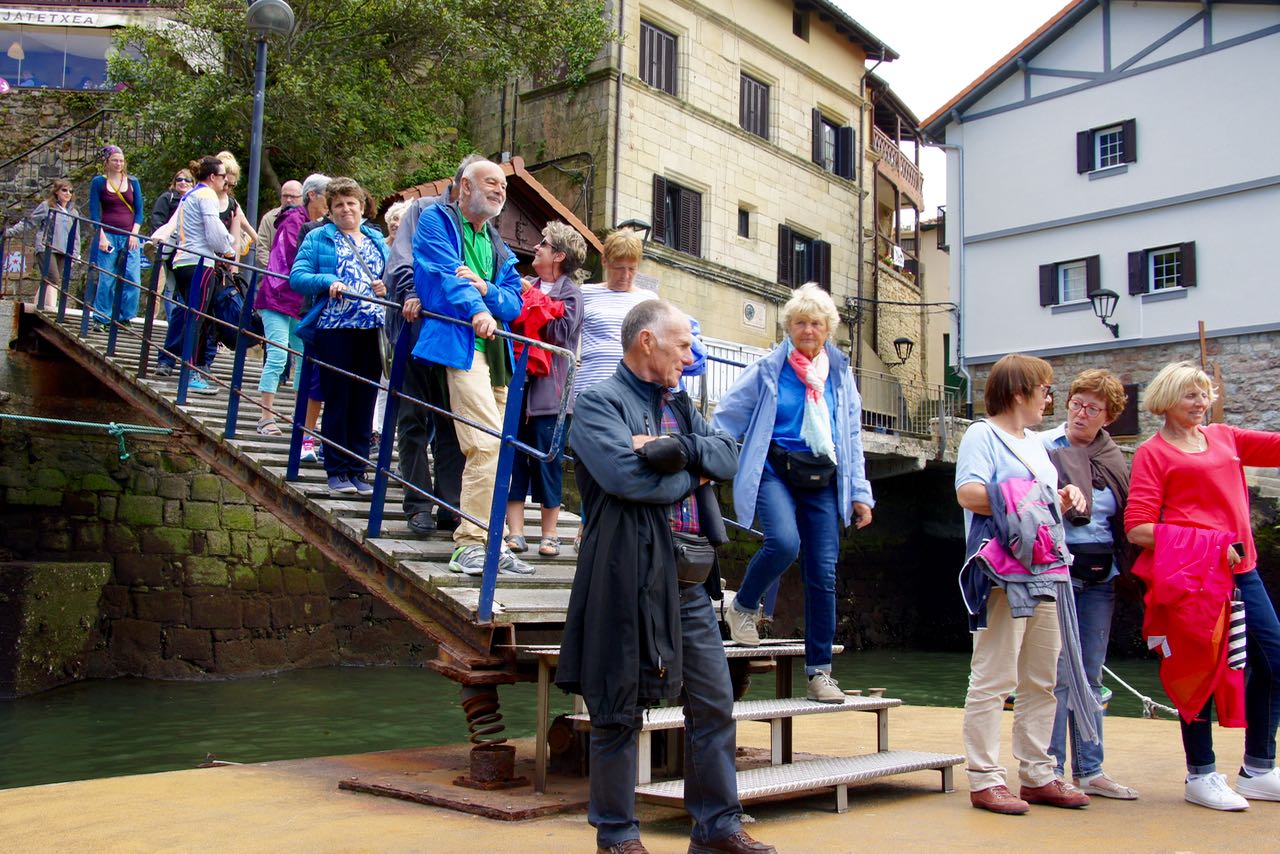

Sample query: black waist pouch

[672,531,715,586]
[1069,544,1114,584]
[768,442,837,490]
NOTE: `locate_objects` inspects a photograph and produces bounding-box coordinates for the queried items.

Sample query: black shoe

[435,509,459,532]
[407,511,437,534]
[154,363,174,378]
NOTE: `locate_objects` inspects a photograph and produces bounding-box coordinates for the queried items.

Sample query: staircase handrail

[0,108,121,175]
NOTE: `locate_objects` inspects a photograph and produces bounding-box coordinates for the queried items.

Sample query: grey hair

[621,299,683,351]
[300,173,331,204]
[542,221,588,277]
[453,153,485,186]
[384,200,411,228]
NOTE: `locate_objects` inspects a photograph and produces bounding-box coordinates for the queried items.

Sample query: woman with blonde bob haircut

[713,282,873,702]
[1126,361,1280,810]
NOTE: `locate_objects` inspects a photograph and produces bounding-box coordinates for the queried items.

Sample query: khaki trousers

[963,587,1062,792]
[445,349,508,548]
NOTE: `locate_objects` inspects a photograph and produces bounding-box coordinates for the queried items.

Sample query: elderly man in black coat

[558,300,775,854]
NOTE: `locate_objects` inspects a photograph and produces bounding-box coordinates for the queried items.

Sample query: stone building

[466,0,937,389]
[922,0,1280,435]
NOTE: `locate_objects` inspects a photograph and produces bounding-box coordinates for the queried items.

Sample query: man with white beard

[410,159,533,576]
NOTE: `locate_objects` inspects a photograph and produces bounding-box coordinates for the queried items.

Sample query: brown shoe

[1020,778,1090,808]
[970,784,1030,815]
[598,841,649,854]
[688,830,778,854]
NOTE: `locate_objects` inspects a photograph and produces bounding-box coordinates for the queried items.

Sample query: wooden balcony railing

[872,127,923,206]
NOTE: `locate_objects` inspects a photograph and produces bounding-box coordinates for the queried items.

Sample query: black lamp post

[615,218,653,242]
[892,336,914,365]
[244,0,295,227]
[1089,287,1120,338]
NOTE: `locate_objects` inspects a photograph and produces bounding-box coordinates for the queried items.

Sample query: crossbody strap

[983,419,1039,480]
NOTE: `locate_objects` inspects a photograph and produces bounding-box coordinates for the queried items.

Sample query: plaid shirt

[660,392,700,535]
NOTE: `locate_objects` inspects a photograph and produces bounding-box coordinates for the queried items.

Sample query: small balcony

[872,127,923,209]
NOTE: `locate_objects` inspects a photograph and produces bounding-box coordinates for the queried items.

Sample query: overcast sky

[836,0,1071,214]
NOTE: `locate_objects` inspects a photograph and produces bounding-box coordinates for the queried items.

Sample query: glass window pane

[1095,126,1123,169]
[15,25,66,88]
[1150,248,1181,290]
[1,26,22,83]
[1059,261,1087,302]
[64,30,110,89]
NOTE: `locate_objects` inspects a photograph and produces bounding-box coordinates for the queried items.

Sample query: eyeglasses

[1068,399,1104,417]
[282,193,302,201]
[1039,384,1053,397]
[538,238,557,250]
[174,177,193,184]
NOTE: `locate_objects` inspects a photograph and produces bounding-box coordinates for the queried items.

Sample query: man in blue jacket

[411,159,532,575]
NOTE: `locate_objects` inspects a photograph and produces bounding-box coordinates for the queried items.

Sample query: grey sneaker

[807,671,844,703]
[726,603,761,646]
[448,545,486,576]
[498,547,535,575]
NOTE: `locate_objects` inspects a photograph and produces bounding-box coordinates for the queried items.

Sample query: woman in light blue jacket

[711,282,873,703]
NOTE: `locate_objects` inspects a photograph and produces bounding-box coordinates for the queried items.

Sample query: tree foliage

[110,0,610,209]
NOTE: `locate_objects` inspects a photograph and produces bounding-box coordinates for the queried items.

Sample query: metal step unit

[635,750,964,813]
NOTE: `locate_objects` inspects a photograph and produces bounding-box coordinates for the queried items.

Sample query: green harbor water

[0,651,1168,792]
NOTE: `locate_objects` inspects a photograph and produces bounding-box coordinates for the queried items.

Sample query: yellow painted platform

[0,705,1272,853]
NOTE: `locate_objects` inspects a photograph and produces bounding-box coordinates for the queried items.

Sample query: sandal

[505,534,527,553]
[538,536,560,557]
[255,417,282,436]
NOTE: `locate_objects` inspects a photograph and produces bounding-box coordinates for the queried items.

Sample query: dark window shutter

[1180,241,1197,287]
[663,35,677,95]
[1076,130,1093,173]
[1121,118,1137,163]
[778,224,793,285]
[652,175,668,244]
[739,75,749,130]
[1039,263,1058,306]
[1085,255,1101,296]
[811,109,823,164]
[813,240,832,290]
[1109,383,1140,436]
[1128,250,1147,295]
[678,188,701,257]
[835,126,855,179]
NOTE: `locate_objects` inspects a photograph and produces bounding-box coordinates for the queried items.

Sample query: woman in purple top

[87,145,144,326]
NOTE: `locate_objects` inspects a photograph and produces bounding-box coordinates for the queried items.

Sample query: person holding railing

[153,155,233,393]
[5,179,79,311]
[88,144,143,328]
[503,221,586,557]
[410,158,532,575]
[713,282,874,704]
[290,177,388,496]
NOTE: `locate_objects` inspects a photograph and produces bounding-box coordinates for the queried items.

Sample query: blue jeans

[258,308,301,395]
[1182,569,1280,774]
[1050,579,1114,778]
[732,465,839,674]
[589,583,742,848]
[90,231,140,323]
[508,413,566,508]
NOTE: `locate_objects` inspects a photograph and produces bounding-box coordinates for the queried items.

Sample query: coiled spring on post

[460,686,506,747]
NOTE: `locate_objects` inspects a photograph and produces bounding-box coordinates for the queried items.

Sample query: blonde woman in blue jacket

[711,282,873,703]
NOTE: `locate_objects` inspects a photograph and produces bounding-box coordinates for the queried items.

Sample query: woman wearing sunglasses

[149,169,194,321]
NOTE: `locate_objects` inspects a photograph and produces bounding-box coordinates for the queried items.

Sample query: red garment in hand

[511,285,565,377]
[1132,523,1244,726]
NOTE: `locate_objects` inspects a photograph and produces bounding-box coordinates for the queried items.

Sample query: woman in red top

[1127,361,1280,811]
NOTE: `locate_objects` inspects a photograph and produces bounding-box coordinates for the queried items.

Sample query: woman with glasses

[88,144,144,327]
[954,354,1089,815]
[1040,369,1139,800]
[149,169,194,321]
[4,179,80,311]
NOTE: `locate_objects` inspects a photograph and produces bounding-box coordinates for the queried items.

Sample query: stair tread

[568,695,901,730]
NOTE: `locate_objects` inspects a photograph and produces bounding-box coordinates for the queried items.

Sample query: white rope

[1103,664,1178,719]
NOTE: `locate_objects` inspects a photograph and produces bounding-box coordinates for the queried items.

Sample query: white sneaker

[1236,767,1280,801]
[1186,773,1249,811]
[807,671,844,704]
[726,604,760,646]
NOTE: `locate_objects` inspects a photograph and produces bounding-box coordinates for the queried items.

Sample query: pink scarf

[786,344,835,460]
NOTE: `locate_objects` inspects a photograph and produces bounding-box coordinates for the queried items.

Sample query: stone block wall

[0,428,427,687]
[0,89,112,215]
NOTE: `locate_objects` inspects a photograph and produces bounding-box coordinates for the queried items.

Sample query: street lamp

[1089,288,1120,338]
[244,0,295,228]
[892,336,914,365]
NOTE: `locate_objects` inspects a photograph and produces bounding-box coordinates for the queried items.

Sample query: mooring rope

[0,413,172,461]
[1103,664,1178,719]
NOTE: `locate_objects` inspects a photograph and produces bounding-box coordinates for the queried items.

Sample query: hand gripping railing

[29,211,576,625]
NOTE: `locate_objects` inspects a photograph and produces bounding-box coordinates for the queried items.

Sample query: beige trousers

[445,348,508,548]
[962,587,1062,792]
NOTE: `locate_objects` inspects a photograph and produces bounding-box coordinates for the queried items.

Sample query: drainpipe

[924,136,970,416]
[611,0,626,227]
[856,52,884,372]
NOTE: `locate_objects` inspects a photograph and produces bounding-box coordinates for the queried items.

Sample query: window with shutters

[640,21,677,97]
[1039,255,1100,307]
[651,175,701,257]
[812,110,855,179]
[777,224,831,289]
[1129,242,1196,294]
[1076,119,1137,173]
[740,73,770,139]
